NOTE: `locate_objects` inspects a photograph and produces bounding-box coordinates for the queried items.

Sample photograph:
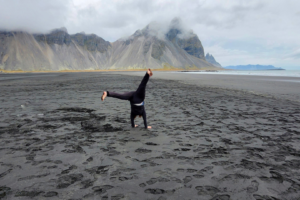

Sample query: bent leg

[107,91,135,100]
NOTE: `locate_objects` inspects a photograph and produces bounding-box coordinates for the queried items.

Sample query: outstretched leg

[102,91,135,101]
[134,69,152,101]
[101,91,107,101]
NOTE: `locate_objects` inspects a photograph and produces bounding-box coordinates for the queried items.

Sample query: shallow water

[178,70,300,78]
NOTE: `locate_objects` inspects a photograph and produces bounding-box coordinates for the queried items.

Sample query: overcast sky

[0,0,299,69]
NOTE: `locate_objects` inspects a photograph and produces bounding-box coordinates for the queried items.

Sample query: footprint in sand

[247,180,259,193]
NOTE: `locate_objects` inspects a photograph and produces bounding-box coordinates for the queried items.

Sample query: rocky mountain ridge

[33,28,111,53]
[205,53,222,68]
[0,19,221,71]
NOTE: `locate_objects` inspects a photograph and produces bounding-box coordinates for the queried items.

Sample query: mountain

[110,18,215,70]
[0,19,217,71]
[205,53,222,68]
[0,28,112,71]
[224,65,284,70]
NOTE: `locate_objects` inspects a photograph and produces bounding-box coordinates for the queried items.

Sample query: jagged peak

[205,53,222,68]
[72,32,86,36]
[206,53,216,59]
[71,32,105,40]
[206,53,215,58]
[49,27,68,34]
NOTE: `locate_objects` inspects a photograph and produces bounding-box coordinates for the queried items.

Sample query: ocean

[178,70,300,77]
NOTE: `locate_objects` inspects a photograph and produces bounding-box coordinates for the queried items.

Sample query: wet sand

[0,72,300,200]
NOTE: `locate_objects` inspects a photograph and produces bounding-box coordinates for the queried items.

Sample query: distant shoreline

[223,64,285,70]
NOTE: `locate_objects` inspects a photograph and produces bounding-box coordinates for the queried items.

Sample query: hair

[134,115,142,119]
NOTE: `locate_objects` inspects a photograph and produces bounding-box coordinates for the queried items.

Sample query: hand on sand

[101,91,107,101]
[135,125,138,128]
[147,126,152,129]
[147,69,153,77]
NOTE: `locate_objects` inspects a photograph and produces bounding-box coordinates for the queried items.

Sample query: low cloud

[139,18,194,40]
[168,18,194,39]
[284,48,300,59]
[0,0,71,33]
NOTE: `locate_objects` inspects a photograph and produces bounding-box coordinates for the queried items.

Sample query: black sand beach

[0,72,300,200]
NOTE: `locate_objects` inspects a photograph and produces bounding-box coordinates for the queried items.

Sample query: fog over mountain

[0,19,221,71]
[109,18,214,70]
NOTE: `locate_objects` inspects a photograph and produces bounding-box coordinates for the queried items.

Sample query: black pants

[107,73,149,128]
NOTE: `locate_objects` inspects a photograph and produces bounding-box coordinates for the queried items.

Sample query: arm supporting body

[130,108,147,129]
